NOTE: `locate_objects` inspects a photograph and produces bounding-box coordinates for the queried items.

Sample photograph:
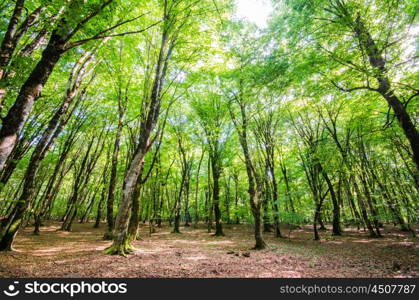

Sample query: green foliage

[279,211,306,227]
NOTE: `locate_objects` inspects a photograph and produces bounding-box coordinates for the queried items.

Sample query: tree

[192,82,230,236]
[229,84,267,250]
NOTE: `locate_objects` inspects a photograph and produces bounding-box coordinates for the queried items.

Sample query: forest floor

[0,222,417,278]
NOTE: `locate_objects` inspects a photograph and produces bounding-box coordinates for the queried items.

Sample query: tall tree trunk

[173,187,182,234]
[319,164,341,235]
[206,158,213,233]
[94,186,106,228]
[313,201,321,241]
[233,174,240,224]
[358,173,382,237]
[231,101,266,250]
[271,165,282,237]
[353,177,377,237]
[211,161,224,236]
[193,150,204,228]
[103,111,124,239]
[262,170,272,233]
[280,162,295,213]
[183,174,191,227]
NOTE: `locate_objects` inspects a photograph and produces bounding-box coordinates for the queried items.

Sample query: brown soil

[0,222,417,278]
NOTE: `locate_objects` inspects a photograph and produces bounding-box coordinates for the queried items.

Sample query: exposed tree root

[104,241,135,256]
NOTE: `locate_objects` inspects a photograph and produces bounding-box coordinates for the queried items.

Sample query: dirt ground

[0,222,417,278]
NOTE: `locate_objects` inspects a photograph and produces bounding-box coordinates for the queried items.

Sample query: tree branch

[66,20,162,50]
[330,80,378,92]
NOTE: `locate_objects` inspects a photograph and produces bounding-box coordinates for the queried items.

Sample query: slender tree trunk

[212,163,224,236]
[319,164,341,235]
[173,165,187,234]
[206,159,213,233]
[94,188,106,228]
[271,167,282,237]
[262,171,272,233]
[79,189,98,223]
[281,163,295,213]
[233,174,240,224]
[224,178,231,224]
[183,174,191,227]
[353,177,377,237]
[173,194,181,234]
[359,173,382,237]
[313,202,321,241]
[103,117,123,239]
[193,150,204,227]
[231,101,266,250]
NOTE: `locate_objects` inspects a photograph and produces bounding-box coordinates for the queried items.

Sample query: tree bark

[0,32,65,172]
[103,103,124,239]
[319,164,341,235]
[211,159,224,236]
[230,100,266,249]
